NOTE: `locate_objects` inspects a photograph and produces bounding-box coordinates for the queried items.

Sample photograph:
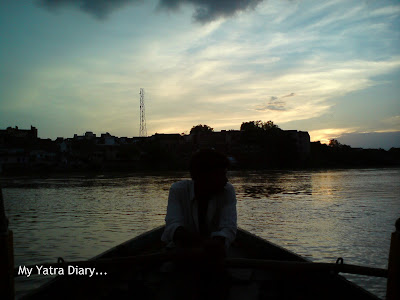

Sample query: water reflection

[242,185,283,198]
[2,168,399,299]
[233,171,312,199]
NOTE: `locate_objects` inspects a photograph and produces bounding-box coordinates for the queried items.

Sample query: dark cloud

[256,92,297,111]
[256,97,286,111]
[36,0,264,23]
[282,92,295,98]
[158,0,263,23]
[36,0,143,19]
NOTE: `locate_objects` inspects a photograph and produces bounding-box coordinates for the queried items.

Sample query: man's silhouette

[160,149,237,299]
[161,149,237,251]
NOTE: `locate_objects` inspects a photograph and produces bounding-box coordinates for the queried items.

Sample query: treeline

[310,140,400,168]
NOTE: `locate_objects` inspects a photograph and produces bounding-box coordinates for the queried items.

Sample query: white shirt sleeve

[161,183,184,244]
[210,183,237,248]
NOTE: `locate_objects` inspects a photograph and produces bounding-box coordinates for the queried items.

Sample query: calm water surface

[2,168,399,299]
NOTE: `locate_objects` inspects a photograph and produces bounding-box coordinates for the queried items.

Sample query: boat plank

[21,226,381,300]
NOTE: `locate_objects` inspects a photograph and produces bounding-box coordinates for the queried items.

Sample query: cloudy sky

[1,0,399,149]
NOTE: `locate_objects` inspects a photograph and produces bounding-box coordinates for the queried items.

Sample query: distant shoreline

[1,165,399,179]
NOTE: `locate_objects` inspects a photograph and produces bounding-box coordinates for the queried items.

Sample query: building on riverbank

[2,125,397,174]
[0,125,318,173]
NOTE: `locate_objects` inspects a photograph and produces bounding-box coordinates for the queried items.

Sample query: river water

[2,168,399,299]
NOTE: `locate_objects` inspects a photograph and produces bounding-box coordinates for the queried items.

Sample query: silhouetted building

[151,133,183,152]
[285,130,311,154]
[0,126,38,146]
[99,132,116,145]
[73,131,96,141]
[0,125,318,173]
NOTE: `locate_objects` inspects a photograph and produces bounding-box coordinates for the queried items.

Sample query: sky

[1,0,399,149]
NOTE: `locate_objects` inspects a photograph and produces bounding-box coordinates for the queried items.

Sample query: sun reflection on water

[2,168,399,299]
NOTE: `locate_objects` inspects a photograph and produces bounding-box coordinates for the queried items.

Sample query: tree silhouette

[240,120,263,131]
[329,139,340,147]
[190,124,214,135]
[240,120,281,132]
[329,139,351,151]
[262,120,280,131]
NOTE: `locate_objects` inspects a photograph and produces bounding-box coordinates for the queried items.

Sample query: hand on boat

[202,237,226,262]
[173,226,203,248]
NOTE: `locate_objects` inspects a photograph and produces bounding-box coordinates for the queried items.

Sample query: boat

[19,225,384,300]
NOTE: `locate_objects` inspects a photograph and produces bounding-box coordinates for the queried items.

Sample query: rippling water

[2,168,399,299]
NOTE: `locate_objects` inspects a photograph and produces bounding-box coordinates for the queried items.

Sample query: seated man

[161,149,237,252]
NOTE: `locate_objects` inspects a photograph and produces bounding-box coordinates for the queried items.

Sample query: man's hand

[203,237,226,262]
[173,226,202,248]
[212,236,226,248]
[173,227,227,263]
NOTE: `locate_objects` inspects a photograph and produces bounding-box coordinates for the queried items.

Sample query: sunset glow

[1,0,399,149]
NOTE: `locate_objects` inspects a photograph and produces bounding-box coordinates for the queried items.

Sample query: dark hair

[189,149,229,180]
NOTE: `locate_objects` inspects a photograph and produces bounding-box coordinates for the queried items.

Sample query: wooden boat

[19,225,383,300]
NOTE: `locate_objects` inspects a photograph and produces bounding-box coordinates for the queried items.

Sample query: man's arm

[210,183,237,248]
[161,184,185,244]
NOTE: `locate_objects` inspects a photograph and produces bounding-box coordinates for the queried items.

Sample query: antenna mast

[139,88,147,137]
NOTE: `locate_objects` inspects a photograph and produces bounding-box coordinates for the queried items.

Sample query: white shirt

[161,180,237,248]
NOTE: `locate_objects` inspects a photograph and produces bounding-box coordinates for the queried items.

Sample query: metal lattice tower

[139,88,147,137]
